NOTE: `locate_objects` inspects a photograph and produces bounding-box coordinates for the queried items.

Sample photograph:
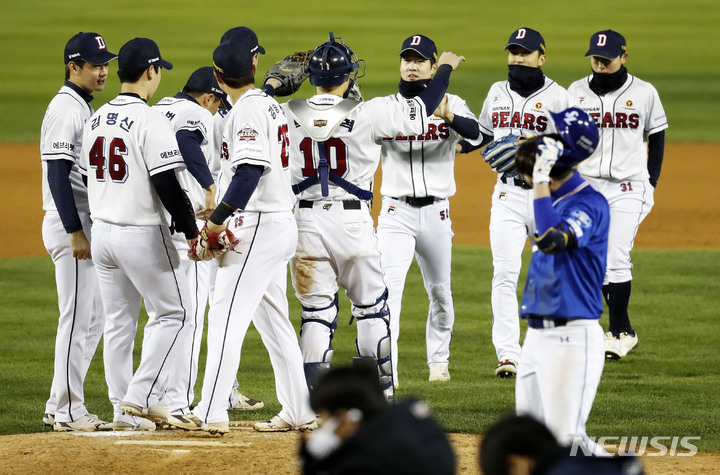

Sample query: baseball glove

[188,222,240,261]
[264,50,313,97]
[481,134,523,173]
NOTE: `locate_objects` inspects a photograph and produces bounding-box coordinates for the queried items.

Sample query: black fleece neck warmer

[508,65,545,97]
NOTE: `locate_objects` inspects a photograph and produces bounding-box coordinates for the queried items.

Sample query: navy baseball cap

[185,66,225,96]
[585,30,627,59]
[220,27,265,55]
[64,32,117,65]
[398,34,438,63]
[504,27,546,54]
[213,41,257,77]
[118,38,173,71]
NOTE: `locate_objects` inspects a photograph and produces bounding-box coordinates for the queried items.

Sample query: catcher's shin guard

[299,294,339,362]
[353,296,394,399]
[304,362,332,392]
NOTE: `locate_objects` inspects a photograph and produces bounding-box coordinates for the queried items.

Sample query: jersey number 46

[88,136,129,183]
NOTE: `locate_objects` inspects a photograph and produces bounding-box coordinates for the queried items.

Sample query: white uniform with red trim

[477,78,570,366]
[40,83,105,425]
[285,93,427,396]
[192,88,314,427]
[569,74,668,284]
[152,95,216,414]
[80,94,192,422]
[377,92,476,384]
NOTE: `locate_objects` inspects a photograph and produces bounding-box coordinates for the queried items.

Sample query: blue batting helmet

[308,32,363,87]
[549,107,599,167]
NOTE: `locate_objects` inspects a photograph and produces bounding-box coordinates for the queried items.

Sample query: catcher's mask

[308,32,366,87]
[549,107,599,168]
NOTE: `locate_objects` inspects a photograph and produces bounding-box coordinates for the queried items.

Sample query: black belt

[391,196,440,208]
[501,175,532,190]
[526,316,579,329]
[298,200,362,210]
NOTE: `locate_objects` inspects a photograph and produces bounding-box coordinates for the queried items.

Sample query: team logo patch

[387,205,396,215]
[314,119,328,128]
[238,124,258,141]
[499,191,507,201]
[535,102,543,109]
[323,203,332,210]
[570,209,592,228]
[626,100,633,107]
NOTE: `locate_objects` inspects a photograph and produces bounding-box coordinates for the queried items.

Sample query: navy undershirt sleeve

[47,159,83,233]
[222,164,264,210]
[459,132,494,154]
[150,170,197,240]
[448,115,480,140]
[534,196,561,236]
[417,64,452,117]
[176,129,214,189]
[647,130,665,188]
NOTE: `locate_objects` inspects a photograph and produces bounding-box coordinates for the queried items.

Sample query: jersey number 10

[88,136,129,183]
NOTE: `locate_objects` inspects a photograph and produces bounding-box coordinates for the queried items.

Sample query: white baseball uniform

[152,94,216,414]
[286,93,428,397]
[79,94,193,422]
[477,77,570,365]
[40,82,105,425]
[377,92,476,384]
[569,74,668,284]
[192,89,314,427]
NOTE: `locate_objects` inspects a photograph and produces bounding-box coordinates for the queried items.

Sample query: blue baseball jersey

[520,172,609,320]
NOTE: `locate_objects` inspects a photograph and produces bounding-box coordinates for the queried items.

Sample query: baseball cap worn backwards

[220,26,265,55]
[118,38,173,71]
[185,66,225,96]
[504,27,545,54]
[64,32,117,65]
[585,30,626,59]
[398,35,438,63]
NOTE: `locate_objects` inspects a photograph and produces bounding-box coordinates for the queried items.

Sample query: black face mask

[589,65,628,95]
[398,78,431,98]
[507,65,545,97]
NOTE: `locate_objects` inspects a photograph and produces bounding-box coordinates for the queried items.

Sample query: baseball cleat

[618,332,639,358]
[113,418,156,431]
[253,415,318,432]
[162,412,206,432]
[43,413,55,428]
[605,332,622,360]
[230,390,265,411]
[429,363,451,382]
[495,359,518,378]
[54,413,113,432]
[120,401,188,429]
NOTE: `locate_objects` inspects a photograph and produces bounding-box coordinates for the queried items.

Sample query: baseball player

[569,30,668,359]
[79,37,199,430]
[174,29,316,434]
[40,31,116,432]
[152,66,264,415]
[512,108,608,455]
[280,32,465,399]
[377,34,479,385]
[460,28,570,377]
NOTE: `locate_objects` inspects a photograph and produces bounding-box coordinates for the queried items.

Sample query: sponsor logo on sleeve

[160,149,181,160]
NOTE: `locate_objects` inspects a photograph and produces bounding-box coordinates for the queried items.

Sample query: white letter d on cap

[597,34,607,46]
[516,28,526,39]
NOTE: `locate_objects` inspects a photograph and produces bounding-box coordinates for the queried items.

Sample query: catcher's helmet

[550,107,599,167]
[308,32,363,87]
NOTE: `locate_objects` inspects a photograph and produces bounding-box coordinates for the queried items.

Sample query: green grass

[1,247,719,452]
[2,0,720,142]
